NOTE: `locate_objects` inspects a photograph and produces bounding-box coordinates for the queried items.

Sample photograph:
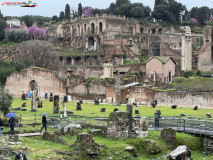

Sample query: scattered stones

[94,98,100,105]
[63,124,82,133]
[43,131,66,144]
[113,108,119,112]
[10,107,21,110]
[144,140,162,155]
[169,145,192,160]
[171,105,177,109]
[102,99,107,103]
[22,102,26,107]
[107,111,131,139]
[88,129,102,136]
[60,110,74,114]
[9,135,19,141]
[21,108,27,111]
[53,95,59,113]
[100,108,106,112]
[180,113,186,116]
[141,102,147,105]
[206,113,211,118]
[37,101,42,108]
[106,97,112,104]
[161,128,176,148]
[194,106,198,110]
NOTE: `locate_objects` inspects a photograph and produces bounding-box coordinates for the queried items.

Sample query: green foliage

[195,6,211,25]
[0,58,31,85]
[131,7,144,18]
[78,3,83,17]
[0,18,7,41]
[65,4,71,19]
[153,0,185,25]
[0,86,13,116]
[176,132,202,150]
[116,0,129,8]
[200,37,204,47]
[5,29,29,42]
[183,70,197,78]
[124,60,131,65]
[21,15,51,27]
[59,11,65,21]
[51,15,59,22]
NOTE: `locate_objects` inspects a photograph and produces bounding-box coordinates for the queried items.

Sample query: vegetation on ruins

[0,98,211,159]
[18,40,59,70]
[0,59,31,85]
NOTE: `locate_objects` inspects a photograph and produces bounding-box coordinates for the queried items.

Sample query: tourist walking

[0,115,3,138]
[9,117,15,134]
[40,113,47,133]
[15,149,27,160]
[154,110,161,129]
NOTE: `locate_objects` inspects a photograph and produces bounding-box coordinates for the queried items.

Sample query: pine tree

[78,3,83,17]
[65,4,70,19]
[155,0,163,7]
[59,11,65,21]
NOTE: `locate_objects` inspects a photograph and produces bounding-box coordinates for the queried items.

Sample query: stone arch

[211,46,213,60]
[77,24,80,36]
[75,57,81,65]
[66,57,71,65]
[99,22,103,33]
[91,23,95,34]
[152,29,156,34]
[88,37,94,49]
[84,24,87,34]
[158,29,162,34]
[154,45,160,56]
[141,27,144,34]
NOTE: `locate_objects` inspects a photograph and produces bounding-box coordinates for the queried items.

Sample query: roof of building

[120,82,140,88]
[114,67,131,73]
[145,56,175,64]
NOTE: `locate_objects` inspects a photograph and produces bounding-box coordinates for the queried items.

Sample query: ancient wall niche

[91,23,95,34]
[99,22,102,33]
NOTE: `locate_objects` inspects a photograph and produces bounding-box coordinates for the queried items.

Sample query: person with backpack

[154,110,161,129]
[40,113,47,133]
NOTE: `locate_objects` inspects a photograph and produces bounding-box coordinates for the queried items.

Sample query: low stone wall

[155,91,213,109]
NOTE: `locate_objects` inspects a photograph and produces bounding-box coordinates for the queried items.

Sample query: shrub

[0,86,13,116]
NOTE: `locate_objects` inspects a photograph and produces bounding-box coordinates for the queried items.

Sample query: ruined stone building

[5,67,66,98]
[198,27,213,71]
[145,56,176,84]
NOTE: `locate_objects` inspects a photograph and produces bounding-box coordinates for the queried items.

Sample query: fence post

[35,113,36,127]
[20,114,22,125]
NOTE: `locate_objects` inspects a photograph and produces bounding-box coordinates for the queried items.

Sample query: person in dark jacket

[154,110,161,129]
[40,113,47,133]
[9,117,15,134]
[0,115,2,137]
[15,149,27,160]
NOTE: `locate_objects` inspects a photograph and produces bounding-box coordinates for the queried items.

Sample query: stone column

[53,95,59,113]
[127,104,133,132]
[139,117,148,138]
[31,90,37,112]
[115,70,120,106]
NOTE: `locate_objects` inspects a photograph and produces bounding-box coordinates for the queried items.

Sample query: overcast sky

[1,0,213,17]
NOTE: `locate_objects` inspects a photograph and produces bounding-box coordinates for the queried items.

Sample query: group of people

[151,98,158,107]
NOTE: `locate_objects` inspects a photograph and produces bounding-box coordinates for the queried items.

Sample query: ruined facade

[198,27,213,71]
[5,67,66,98]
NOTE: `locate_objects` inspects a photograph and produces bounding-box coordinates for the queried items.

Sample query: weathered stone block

[161,128,176,147]
[169,145,192,160]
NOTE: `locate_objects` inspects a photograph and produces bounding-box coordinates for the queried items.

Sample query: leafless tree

[18,40,59,70]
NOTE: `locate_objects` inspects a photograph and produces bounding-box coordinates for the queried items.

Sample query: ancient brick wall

[5,67,66,98]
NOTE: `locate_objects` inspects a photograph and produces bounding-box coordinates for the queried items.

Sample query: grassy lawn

[0,98,212,159]
[11,98,213,118]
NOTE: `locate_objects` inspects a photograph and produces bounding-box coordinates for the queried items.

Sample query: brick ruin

[2,15,210,101]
